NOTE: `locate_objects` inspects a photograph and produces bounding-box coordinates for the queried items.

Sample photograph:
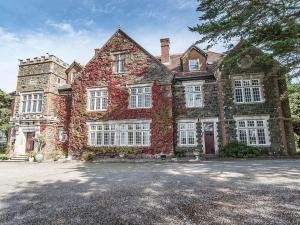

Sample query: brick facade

[8,29,296,159]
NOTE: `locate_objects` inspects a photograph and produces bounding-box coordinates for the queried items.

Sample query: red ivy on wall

[55,33,173,157]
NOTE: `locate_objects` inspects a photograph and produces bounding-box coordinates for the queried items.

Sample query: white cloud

[0,24,226,93]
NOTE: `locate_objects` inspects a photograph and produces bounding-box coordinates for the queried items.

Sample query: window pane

[130,95,136,108]
[128,132,134,145]
[180,131,187,144]
[238,121,246,128]
[195,93,202,107]
[189,60,199,71]
[104,132,109,145]
[252,80,259,86]
[257,129,266,144]
[248,129,256,144]
[97,132,102,145]
[235,88,243,102]
[187,131,195,145]
[145,94,151,107]
[136,132,142,145]
[252,87,261,102]
[239,129,247,144]
[244,88,252,102]
[235,80,242,87]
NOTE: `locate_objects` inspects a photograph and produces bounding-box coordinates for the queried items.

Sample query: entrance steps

[8,155,28,162]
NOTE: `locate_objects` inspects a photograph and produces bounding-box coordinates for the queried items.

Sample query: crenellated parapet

[19,54,69,68]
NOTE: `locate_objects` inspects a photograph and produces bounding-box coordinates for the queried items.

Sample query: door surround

[200,118,219,154]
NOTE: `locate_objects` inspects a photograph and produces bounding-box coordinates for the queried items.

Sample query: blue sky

[0,0,226,92]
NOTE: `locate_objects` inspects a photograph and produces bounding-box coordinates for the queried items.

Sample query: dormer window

[114,54,126,74]
[189,59,200,71]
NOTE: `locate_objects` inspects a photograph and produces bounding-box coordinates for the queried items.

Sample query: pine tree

[190,0,300,78]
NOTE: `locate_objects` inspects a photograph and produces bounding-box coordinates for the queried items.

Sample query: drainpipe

[274,76,288,155]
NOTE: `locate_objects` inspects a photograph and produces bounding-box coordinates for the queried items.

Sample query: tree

[0,89,12,140]
[190,0,300,78]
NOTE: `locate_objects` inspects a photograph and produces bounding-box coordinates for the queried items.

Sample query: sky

[0,0,227,93]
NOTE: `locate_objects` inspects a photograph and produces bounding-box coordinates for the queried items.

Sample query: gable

[181,47,207,72]
[83,29,173,86]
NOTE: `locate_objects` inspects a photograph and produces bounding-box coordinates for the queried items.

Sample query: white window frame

[71,72,79,83]
[20,92,43,114]
[87,88,108,112]
[183,81,204,108]
[178,119,198,147]
[87,120,151,147]
[188,59,200,71]
[59,129,68,142]
[234,115,271,146]
[128,84,152,109]
[113,53,126,74]
[234,79,264,103]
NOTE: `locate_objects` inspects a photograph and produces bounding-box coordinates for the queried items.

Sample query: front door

[204,122,215,154]
[25,132,35,153]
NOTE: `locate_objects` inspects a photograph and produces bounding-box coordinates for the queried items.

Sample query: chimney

[160,38,170,64]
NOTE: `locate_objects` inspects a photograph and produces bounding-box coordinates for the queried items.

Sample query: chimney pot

[160,38,170,64]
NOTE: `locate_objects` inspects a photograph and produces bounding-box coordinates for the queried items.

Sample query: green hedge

[219,142,261,158]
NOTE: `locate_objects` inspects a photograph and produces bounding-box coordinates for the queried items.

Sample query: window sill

[234,101,265,105]
[87,110,107,112]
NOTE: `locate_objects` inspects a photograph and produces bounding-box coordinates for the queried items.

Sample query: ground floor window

[235,116,270,146]
[178,120,197,146]
[88,120,151,147]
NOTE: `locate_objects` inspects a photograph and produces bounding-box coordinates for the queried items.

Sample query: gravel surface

[0,160,299,225]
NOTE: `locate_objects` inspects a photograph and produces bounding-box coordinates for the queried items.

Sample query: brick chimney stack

[160,38,170,64]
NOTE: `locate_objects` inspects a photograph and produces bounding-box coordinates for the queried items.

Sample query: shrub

[53,148,67,160]
[81,151,96,161]
[27,151,36,158]
[0,153,7,160]
[220,141,261,158]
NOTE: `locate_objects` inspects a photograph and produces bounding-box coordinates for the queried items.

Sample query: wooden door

[25,132,35,152]
[204,123,215,154]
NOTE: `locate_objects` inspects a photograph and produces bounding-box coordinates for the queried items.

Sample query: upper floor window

[234,79,263,103]
[236,117,270,146]
[71,72,79,83]
[184,83,203,108]
[189,59,200,71]
[21,92,43,113]
[129,86,152,109]
[88,88,108,111]
[114,54,125,74]
[178,121,197,146]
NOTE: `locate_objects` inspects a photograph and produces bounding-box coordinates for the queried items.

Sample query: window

[88,88,108,111]
[129,86,152,109]
[234,79,263,103]
[189,59,200,71]
[59,130,68,142]
[88,121,151,147]
[178,121,197,146]
[114,54,125,74]
[72,72,78,82]
[21,93,43,113]
[184,83,203,108]
[236,118,270,146]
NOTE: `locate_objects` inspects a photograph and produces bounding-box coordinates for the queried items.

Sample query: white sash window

[129,86,152,109]
[234,79,263,103]
[88,88,108,111]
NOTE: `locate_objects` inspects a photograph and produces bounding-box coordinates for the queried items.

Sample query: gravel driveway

[0,160,299,225]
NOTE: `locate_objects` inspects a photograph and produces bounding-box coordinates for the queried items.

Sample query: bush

[0,153,7,160]
[220,141,261,158]
[81,151,96,161]
[27,151,36,158]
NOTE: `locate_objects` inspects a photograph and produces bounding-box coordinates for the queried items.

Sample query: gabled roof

[65,61,83,74]
[181,45,208,59]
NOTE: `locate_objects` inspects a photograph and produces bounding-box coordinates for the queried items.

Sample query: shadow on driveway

[0,160,299,225]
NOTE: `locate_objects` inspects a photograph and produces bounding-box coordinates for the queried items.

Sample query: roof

[157,50,223,73]
[65,61,83,74]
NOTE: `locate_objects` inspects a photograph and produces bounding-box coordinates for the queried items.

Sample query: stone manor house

[8,29,295,159]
